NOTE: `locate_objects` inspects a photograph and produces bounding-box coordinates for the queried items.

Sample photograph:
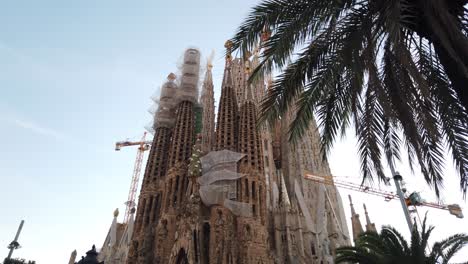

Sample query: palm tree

[230,0,468,197]
[336,217,468,263]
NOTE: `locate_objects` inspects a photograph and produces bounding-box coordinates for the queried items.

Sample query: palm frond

[231,0,468,197]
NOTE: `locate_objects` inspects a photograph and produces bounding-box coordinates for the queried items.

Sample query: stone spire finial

[244,59,254,102]
[225,40,233,65]
[215,41,239,152]
[113,208,119,217]
[200,57,215,153]
[207,49,215,70]
[348,195,356,214]
[167,72,176,81]
[363,204,370,223]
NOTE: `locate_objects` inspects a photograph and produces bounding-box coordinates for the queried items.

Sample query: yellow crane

[304,171,464,219]
[115,132,152,223]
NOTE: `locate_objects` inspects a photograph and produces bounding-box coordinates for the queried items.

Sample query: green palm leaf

[336,215,468,263]
[231,0,468,196]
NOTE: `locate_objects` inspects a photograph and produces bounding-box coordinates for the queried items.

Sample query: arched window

[176,248,189,264]
[174,176,180,206]
[193,230,199,263]
[251,181,256,199]
[202,223,210,264]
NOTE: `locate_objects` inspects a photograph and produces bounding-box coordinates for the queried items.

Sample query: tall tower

[206,42,241,264]
[129,73,177,264]
[200,60,215,154]
[364,204,377,233]
[214,41,238,151]
[236,58,269,262]
[349,195,364,242]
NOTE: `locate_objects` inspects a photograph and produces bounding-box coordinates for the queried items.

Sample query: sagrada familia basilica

[88,39,362,264]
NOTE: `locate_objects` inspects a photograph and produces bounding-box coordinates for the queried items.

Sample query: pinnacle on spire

[363,203,377,233]
[363,203,370,224]
[225,40,233,66]
[215,41,238,151]
[200,57,215,153]
[222,41,235,88]
[348,195,356,215]
[244,59,254,102]
[168,72,176,81]
[348,195,364,242]
[238,58,263,173]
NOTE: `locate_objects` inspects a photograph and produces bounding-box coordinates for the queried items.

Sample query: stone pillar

[68,249,77,264]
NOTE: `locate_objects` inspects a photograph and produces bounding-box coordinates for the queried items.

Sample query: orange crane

[115,132,152,223]
[304,171,464,219]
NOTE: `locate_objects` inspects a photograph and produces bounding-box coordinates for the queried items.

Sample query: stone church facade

[126,43,350,264]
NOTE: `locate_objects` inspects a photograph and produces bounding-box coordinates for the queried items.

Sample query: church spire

[200,56,215,154]
[142,73,177,187]
[168,49,200,167]
[215,41,238,151]
[244,59,254,102]
[363,203,377,233]
[238,59,263,173]
[348,195,364,242]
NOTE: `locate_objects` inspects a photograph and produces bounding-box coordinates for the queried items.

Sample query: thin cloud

[11,118,67,140]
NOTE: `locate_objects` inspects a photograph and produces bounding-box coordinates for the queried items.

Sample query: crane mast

[115,132,152,223]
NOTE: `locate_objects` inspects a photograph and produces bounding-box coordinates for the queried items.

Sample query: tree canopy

[336,216,468,263]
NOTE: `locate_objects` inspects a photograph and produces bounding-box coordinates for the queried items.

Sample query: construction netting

[198,150,253,217]
[176,48,200,104]
[149,74,178,130]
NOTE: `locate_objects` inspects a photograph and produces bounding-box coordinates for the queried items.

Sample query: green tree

[336,217,468,263]
[230,0,468,196]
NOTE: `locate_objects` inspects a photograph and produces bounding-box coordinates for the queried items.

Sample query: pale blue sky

[0,1,466,263]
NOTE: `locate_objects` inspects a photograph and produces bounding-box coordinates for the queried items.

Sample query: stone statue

[244,224,252,241]
[215,210,224,228]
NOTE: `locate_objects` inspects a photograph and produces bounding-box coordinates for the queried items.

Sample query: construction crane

[115,132,152,223]
[304,172,464,219]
